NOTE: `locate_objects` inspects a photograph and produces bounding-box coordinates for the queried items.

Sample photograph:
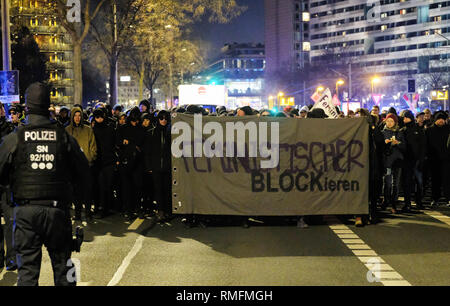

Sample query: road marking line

[128,218,144,231]
[424,211,450,226]
[346,244,371,250]
[382,280,412,286]
[352,250,378,256]
[107,235,145,286]
[358,256,385,264]
[342,239,365,244]
[332,229,354,234]
[327,217,411,286]
[329,225,349,230]
[373,271,404,279]
[337,234,359,239]
[365,263,394,271]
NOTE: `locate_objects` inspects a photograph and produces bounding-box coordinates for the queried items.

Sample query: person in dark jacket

[426,111,450,207]
[92,108,117,218]
[400,110,427,211]
[369,114,385,221]
[146,110,172,221]
[381,113,406,213]
[139,112,155,218]
[116,107,145,220]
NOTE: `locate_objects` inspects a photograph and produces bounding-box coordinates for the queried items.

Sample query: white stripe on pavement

[325,216,412,286]
[424,211,450,226]
[128,218,145,231]
[107,235,145,286]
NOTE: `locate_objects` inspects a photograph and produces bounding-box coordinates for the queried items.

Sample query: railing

[28,25,60,34]
[50,95,73,106]
[39,43,73,52]
[47,61,73,70]
[49,79,74,87]
[10,6,51,16]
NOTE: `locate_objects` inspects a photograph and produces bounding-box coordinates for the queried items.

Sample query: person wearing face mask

[426,111,450,208]
[381,113,406,214]
[147,110,172,222]
[400,110,426,211]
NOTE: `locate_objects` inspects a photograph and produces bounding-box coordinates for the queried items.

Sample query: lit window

[435,29,442,34]
[400,9,406,15]
[381,25,387,31]
[303,42,311,51]
[302,12,310,22]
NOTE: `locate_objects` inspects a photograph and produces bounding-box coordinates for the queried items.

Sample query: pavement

[1,203,450,286]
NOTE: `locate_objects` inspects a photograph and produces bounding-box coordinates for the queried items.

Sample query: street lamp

[277,92,284,108]
[316,86,324,93]
[336,79,344,95]
[371,76,380,94]
[336,79,345,113]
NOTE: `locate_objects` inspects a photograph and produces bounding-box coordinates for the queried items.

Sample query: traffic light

[408,79,415,93]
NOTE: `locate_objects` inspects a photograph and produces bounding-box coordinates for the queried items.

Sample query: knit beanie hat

[386,113,398,124]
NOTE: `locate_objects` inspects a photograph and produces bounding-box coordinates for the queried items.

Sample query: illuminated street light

[317,86,324,93]
[336,79,345,113]
[336,79,344,95]
[371,76,380,93]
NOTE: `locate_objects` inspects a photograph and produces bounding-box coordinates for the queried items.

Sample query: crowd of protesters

[0,100,449,233]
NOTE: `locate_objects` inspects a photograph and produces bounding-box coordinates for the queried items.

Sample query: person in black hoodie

[426,111,450,207]
[116,107,145,220]
[146,110,171,221]
[139,112,155,218]
[92,108,117,218]
[400,110,427,211]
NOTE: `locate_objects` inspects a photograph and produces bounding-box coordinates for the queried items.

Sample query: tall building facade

[265,0,450,110]
[10,0,74,107]
[264,0,311,74]
[309,0,450,76]
[196,43,266,109]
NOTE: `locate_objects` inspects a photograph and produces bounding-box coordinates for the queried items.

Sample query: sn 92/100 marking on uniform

[29,153,55,162]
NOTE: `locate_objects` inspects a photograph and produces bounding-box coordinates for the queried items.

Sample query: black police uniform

[0,83,90,286]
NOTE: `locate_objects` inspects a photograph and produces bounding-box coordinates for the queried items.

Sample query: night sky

[192,0,264,61]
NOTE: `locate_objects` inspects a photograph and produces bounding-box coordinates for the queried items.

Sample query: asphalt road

[1,204,449,286]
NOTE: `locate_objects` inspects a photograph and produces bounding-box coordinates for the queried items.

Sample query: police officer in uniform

[0,83,90,286]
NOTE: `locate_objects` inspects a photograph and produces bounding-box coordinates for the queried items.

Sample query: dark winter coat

[382,126,406,168]
[115,123,145,168]
[93,121,117,167]
[400,121,427,164]
[0,117,14,139]
[145,123,171,172]
[426,123,450,163]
